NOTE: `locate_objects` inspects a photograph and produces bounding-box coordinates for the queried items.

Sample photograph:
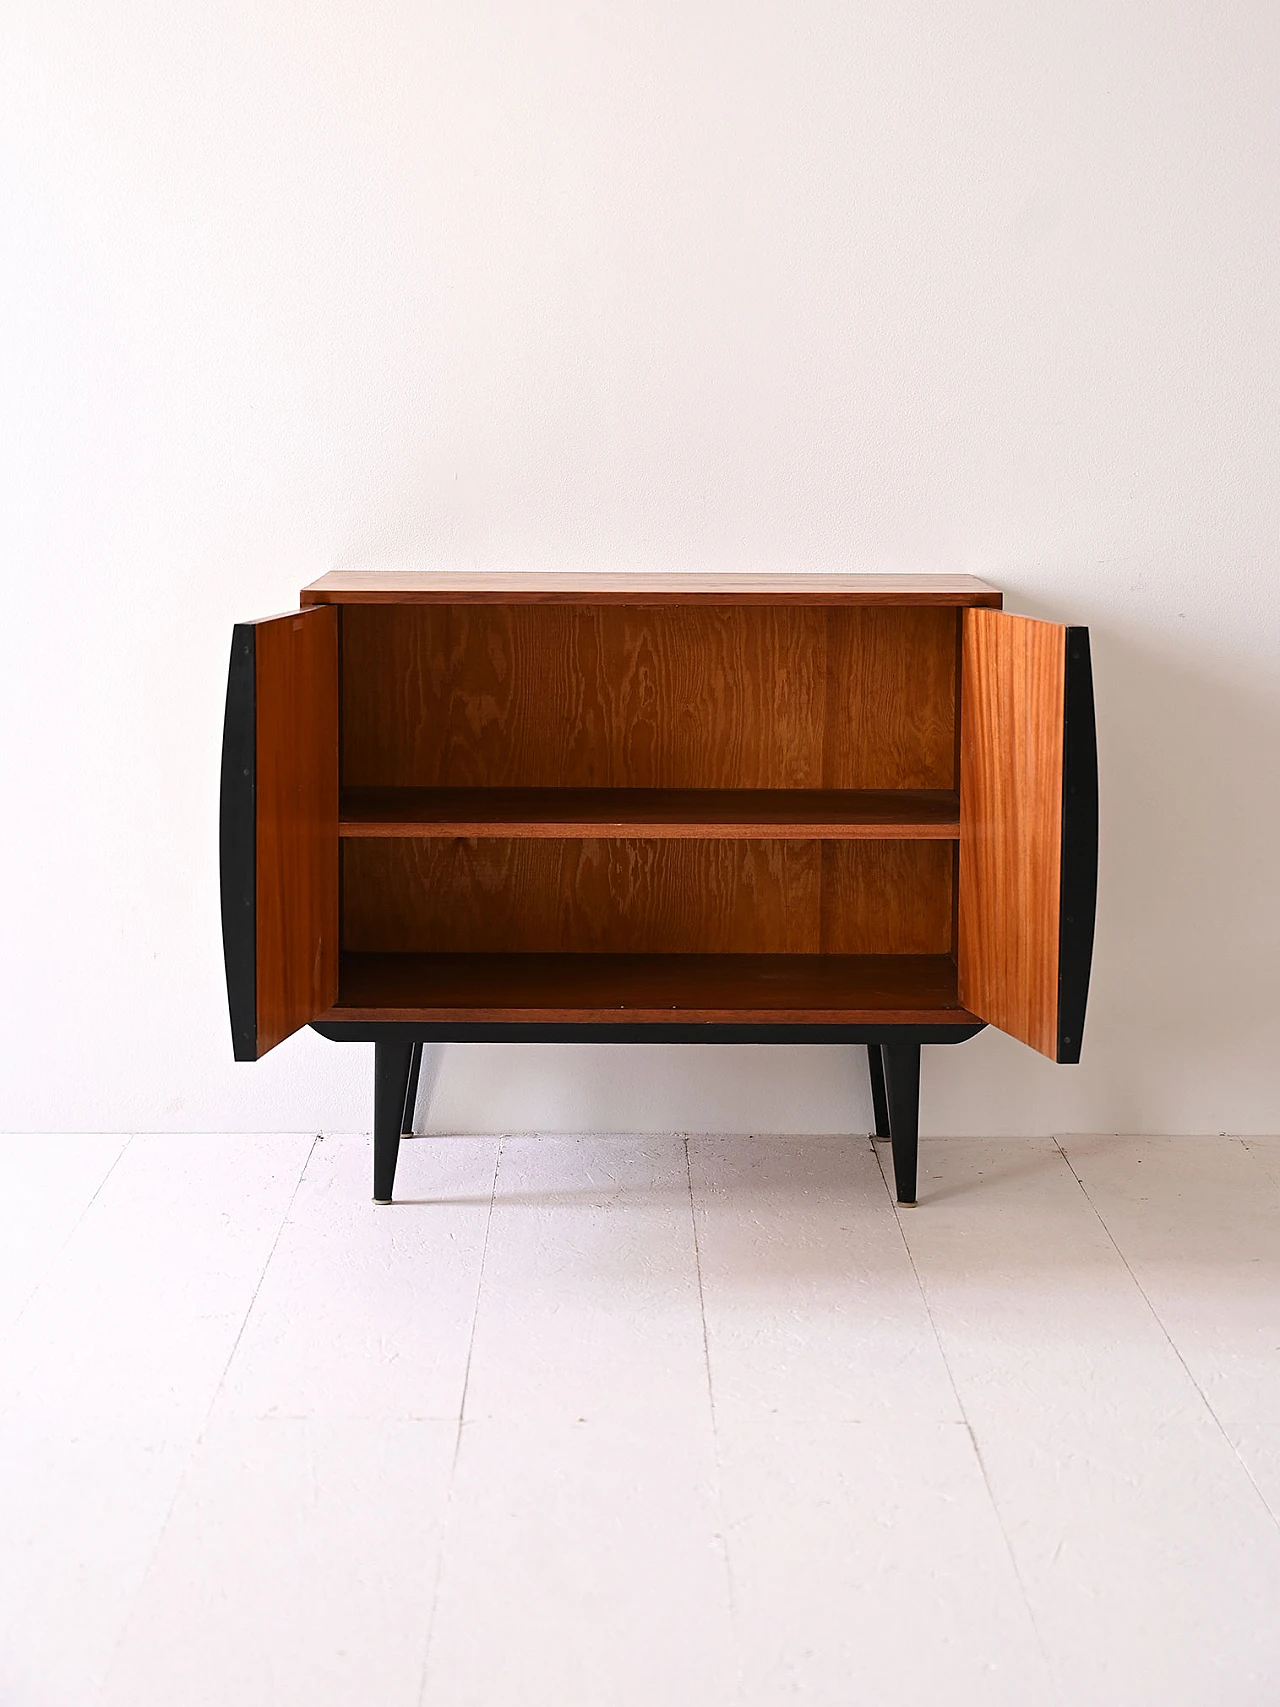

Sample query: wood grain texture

[338,786,961,839]
[324,952,976,1024]
[343,837,953,956]
[341,604,825,789]
[819,842,954,954]
[303,570,1002,606]
[254,606,339,1054]
[343,838,819,954]
[340,605,957,792]
[957,608,1066,1059]
[822,608,957,787]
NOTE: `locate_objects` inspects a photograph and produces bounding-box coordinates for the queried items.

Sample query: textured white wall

[2,0,1277,1135]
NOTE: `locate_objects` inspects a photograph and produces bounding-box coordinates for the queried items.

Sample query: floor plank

[0,1134,125,1332]
[422,1418,736,1707]
[0,1133,313,1421]
[1063,1135,1280,1523]
[0,1416,193,1707]
[460,1137,710,1425]
[897,1137,1280,1707]
[101,1419,455,1707]
[717,1417,1054,1706]
[689,1134,961,1424]
[0,1134,313,1704]
[215,1134,499,1421]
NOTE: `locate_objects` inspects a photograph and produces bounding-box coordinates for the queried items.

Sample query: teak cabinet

[220,572,1097,1205]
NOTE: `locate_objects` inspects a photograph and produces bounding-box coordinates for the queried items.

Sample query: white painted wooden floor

[3,1130,1280,1706]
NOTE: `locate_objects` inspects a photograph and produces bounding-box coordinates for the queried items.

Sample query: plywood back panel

[819,841,954,954]
[343,836,954,957]
[957,608,1066,1059]
[822,608,957,788]
[344,838,816,954]
[341,605,957,792]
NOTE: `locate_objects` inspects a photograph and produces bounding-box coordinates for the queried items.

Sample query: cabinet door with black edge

[957,608,1097,1061]
[220,605,339,1060]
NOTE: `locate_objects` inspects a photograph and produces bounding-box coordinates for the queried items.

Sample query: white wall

[2,0,1278,1136]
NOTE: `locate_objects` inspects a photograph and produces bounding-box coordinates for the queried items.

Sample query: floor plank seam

[450,1136,503,1443]
[683,1134,719,1421]
[415,1134,503,1707]
[199,1134,322,1424]
[1241,1136,1280,1192]
[1053,1135,1280,1540]
[876,1135,1064,1701]
[7,1135,132,1336]
[682,1133,742,1693]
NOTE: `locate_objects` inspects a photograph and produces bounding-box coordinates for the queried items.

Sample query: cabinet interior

[335,603,961,987]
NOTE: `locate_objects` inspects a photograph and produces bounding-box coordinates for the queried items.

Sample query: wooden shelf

[324,952,975,1025]
[339,787,960,841]
[303,570,1002,607]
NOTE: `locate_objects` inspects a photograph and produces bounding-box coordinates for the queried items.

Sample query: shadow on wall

[1091,623,1280,1117]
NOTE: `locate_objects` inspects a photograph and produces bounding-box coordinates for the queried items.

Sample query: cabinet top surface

[300,570,1002,607]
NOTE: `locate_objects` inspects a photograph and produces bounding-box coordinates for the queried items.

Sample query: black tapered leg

[882,1041,921,1206]
[373,1039,415,1204]
[403,1041,423,1137]
[867,1044,890,1138]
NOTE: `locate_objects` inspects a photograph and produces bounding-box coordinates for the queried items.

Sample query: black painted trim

[312,1021,985,1046]
[1056,628,1098,1063]
[220,624,257,1062]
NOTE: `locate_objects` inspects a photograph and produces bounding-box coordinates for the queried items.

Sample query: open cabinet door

[220,605,339,1060]
[958,609,1097,1062]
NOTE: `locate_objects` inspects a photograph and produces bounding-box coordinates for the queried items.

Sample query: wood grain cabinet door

[957,609,1097,1062]
[220,606,339,1060]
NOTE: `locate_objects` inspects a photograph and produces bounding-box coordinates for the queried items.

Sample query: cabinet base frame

[312,1021,985,1209]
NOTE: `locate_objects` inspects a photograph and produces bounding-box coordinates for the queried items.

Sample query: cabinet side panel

[958,609,1066,1058]
[255,607,340,1054]
[220,625,257,1061]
